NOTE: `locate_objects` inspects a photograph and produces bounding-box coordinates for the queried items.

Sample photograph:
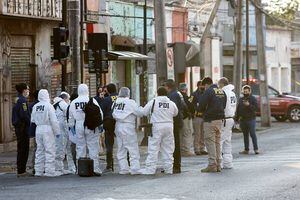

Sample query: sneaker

[255,150,260,155]
[63,170,72,175]
[195,151,208,156]
[44,171,62,177]
[119,170,130,175]
[239,150,249,155]
[17,172,31,178]
[130,170,141,175]
[140,168,155,175]
[201,166,218,173]
[93,172,102,176]
[182,152,195,157]
[200,150,208,155]
[217,165,222,172]
[222,165,233,170]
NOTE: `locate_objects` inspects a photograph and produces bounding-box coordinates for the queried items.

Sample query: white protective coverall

[53,95,76,174]
[31,89,61,177]
[141,96,178,174]
[68,84,103,174]
[220,84,237,169]
[112,88,143,175]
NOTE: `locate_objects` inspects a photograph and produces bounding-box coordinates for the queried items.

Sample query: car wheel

[287,106,300,122]
[274,115,287,122]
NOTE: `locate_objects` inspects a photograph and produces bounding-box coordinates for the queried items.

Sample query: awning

[108,51,153,61]
[111,35,136,47]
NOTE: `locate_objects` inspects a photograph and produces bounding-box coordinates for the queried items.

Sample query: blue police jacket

[168,89,183,127]
[12,94,31,130]
[190,89,205,118]
[100,93,118,119]
[199,84,226,122]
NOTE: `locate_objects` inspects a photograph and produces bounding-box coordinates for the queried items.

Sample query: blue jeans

[240,119,258,151]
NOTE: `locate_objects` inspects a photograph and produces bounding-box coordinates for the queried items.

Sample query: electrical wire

[250,0,300,31]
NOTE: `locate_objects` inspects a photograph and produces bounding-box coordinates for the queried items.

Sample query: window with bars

[5,0,62,19]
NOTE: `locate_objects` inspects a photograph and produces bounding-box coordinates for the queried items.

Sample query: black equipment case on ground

[78,157,94,177]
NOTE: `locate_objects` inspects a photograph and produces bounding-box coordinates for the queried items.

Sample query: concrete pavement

[0,122,300,200]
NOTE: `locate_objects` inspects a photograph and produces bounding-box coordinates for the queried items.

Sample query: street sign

[166,47,175,80]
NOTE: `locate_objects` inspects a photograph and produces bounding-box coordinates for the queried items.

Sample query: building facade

[0,0,61,145]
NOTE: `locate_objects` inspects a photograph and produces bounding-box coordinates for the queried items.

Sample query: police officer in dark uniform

[100,83,118,172]
[199,77,226,173]
[164,79,183,174]
[190,81,208,155]
[12,83,31,177]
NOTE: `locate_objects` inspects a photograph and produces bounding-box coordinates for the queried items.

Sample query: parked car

[249,83,300,122]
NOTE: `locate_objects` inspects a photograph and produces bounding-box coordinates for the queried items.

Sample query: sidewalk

[0,121,288,174]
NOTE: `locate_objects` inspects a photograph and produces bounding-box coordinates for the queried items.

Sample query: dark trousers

[104,119,115,170]
[173,123,181,170]
[240,119,258,151]
[16,127,30,174]
[71,142,77,168]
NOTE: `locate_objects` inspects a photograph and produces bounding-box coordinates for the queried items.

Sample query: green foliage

[263,0,300,21]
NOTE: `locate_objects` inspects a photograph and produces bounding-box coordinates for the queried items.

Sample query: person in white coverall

[112,87,143,175]
[141,87,178,175]
[31,89,61,177]
[68,84,103,175]
[53,92,76,174]
[218,77,237,169]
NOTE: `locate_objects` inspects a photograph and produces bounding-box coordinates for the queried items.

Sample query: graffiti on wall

[0,24,11,77]
[37,51,55,91]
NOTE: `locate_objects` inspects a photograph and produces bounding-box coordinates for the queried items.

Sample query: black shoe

[93,172,102,176]
[173,168,181,174]
[17,172,32,177]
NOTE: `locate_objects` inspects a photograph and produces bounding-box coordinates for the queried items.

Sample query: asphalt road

[1,122,300,200]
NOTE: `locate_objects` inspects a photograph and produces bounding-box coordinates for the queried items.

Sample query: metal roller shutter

[10,48,31,100]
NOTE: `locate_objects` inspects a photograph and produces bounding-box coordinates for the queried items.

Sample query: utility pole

[154,0,168,85]
[140,0,148,146]
[80,0,85,83]
[246,0,250,84]
[68,0,81,87]
[234,0,243,95]
[199,0,221,76]
[61,0,67,91]
[255,0,271,127]
[140,0,148,106]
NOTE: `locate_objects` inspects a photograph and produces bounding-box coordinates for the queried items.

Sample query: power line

[250,0,300,31]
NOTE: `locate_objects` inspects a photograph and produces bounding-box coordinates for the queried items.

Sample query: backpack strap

[89,97,94,104]
[150,99,155,115]
[148,99,155,122]
[54,101,63,112]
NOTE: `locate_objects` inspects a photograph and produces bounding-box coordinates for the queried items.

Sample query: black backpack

[83,98,103,131]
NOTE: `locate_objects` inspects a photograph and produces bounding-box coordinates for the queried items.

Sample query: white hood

[60,91,70,98]
[53,97,63,104]
[78,84,89,96]
[223,84,235,92]
[155,96,170,103]
[38,89,50,102]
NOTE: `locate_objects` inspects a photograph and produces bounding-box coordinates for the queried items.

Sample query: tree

[263,0,300,21]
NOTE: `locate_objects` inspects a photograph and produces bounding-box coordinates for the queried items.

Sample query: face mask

[244,93,250,97]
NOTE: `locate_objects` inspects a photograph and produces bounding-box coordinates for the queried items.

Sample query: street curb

[0,138,35,153]
[0,141,17,153]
